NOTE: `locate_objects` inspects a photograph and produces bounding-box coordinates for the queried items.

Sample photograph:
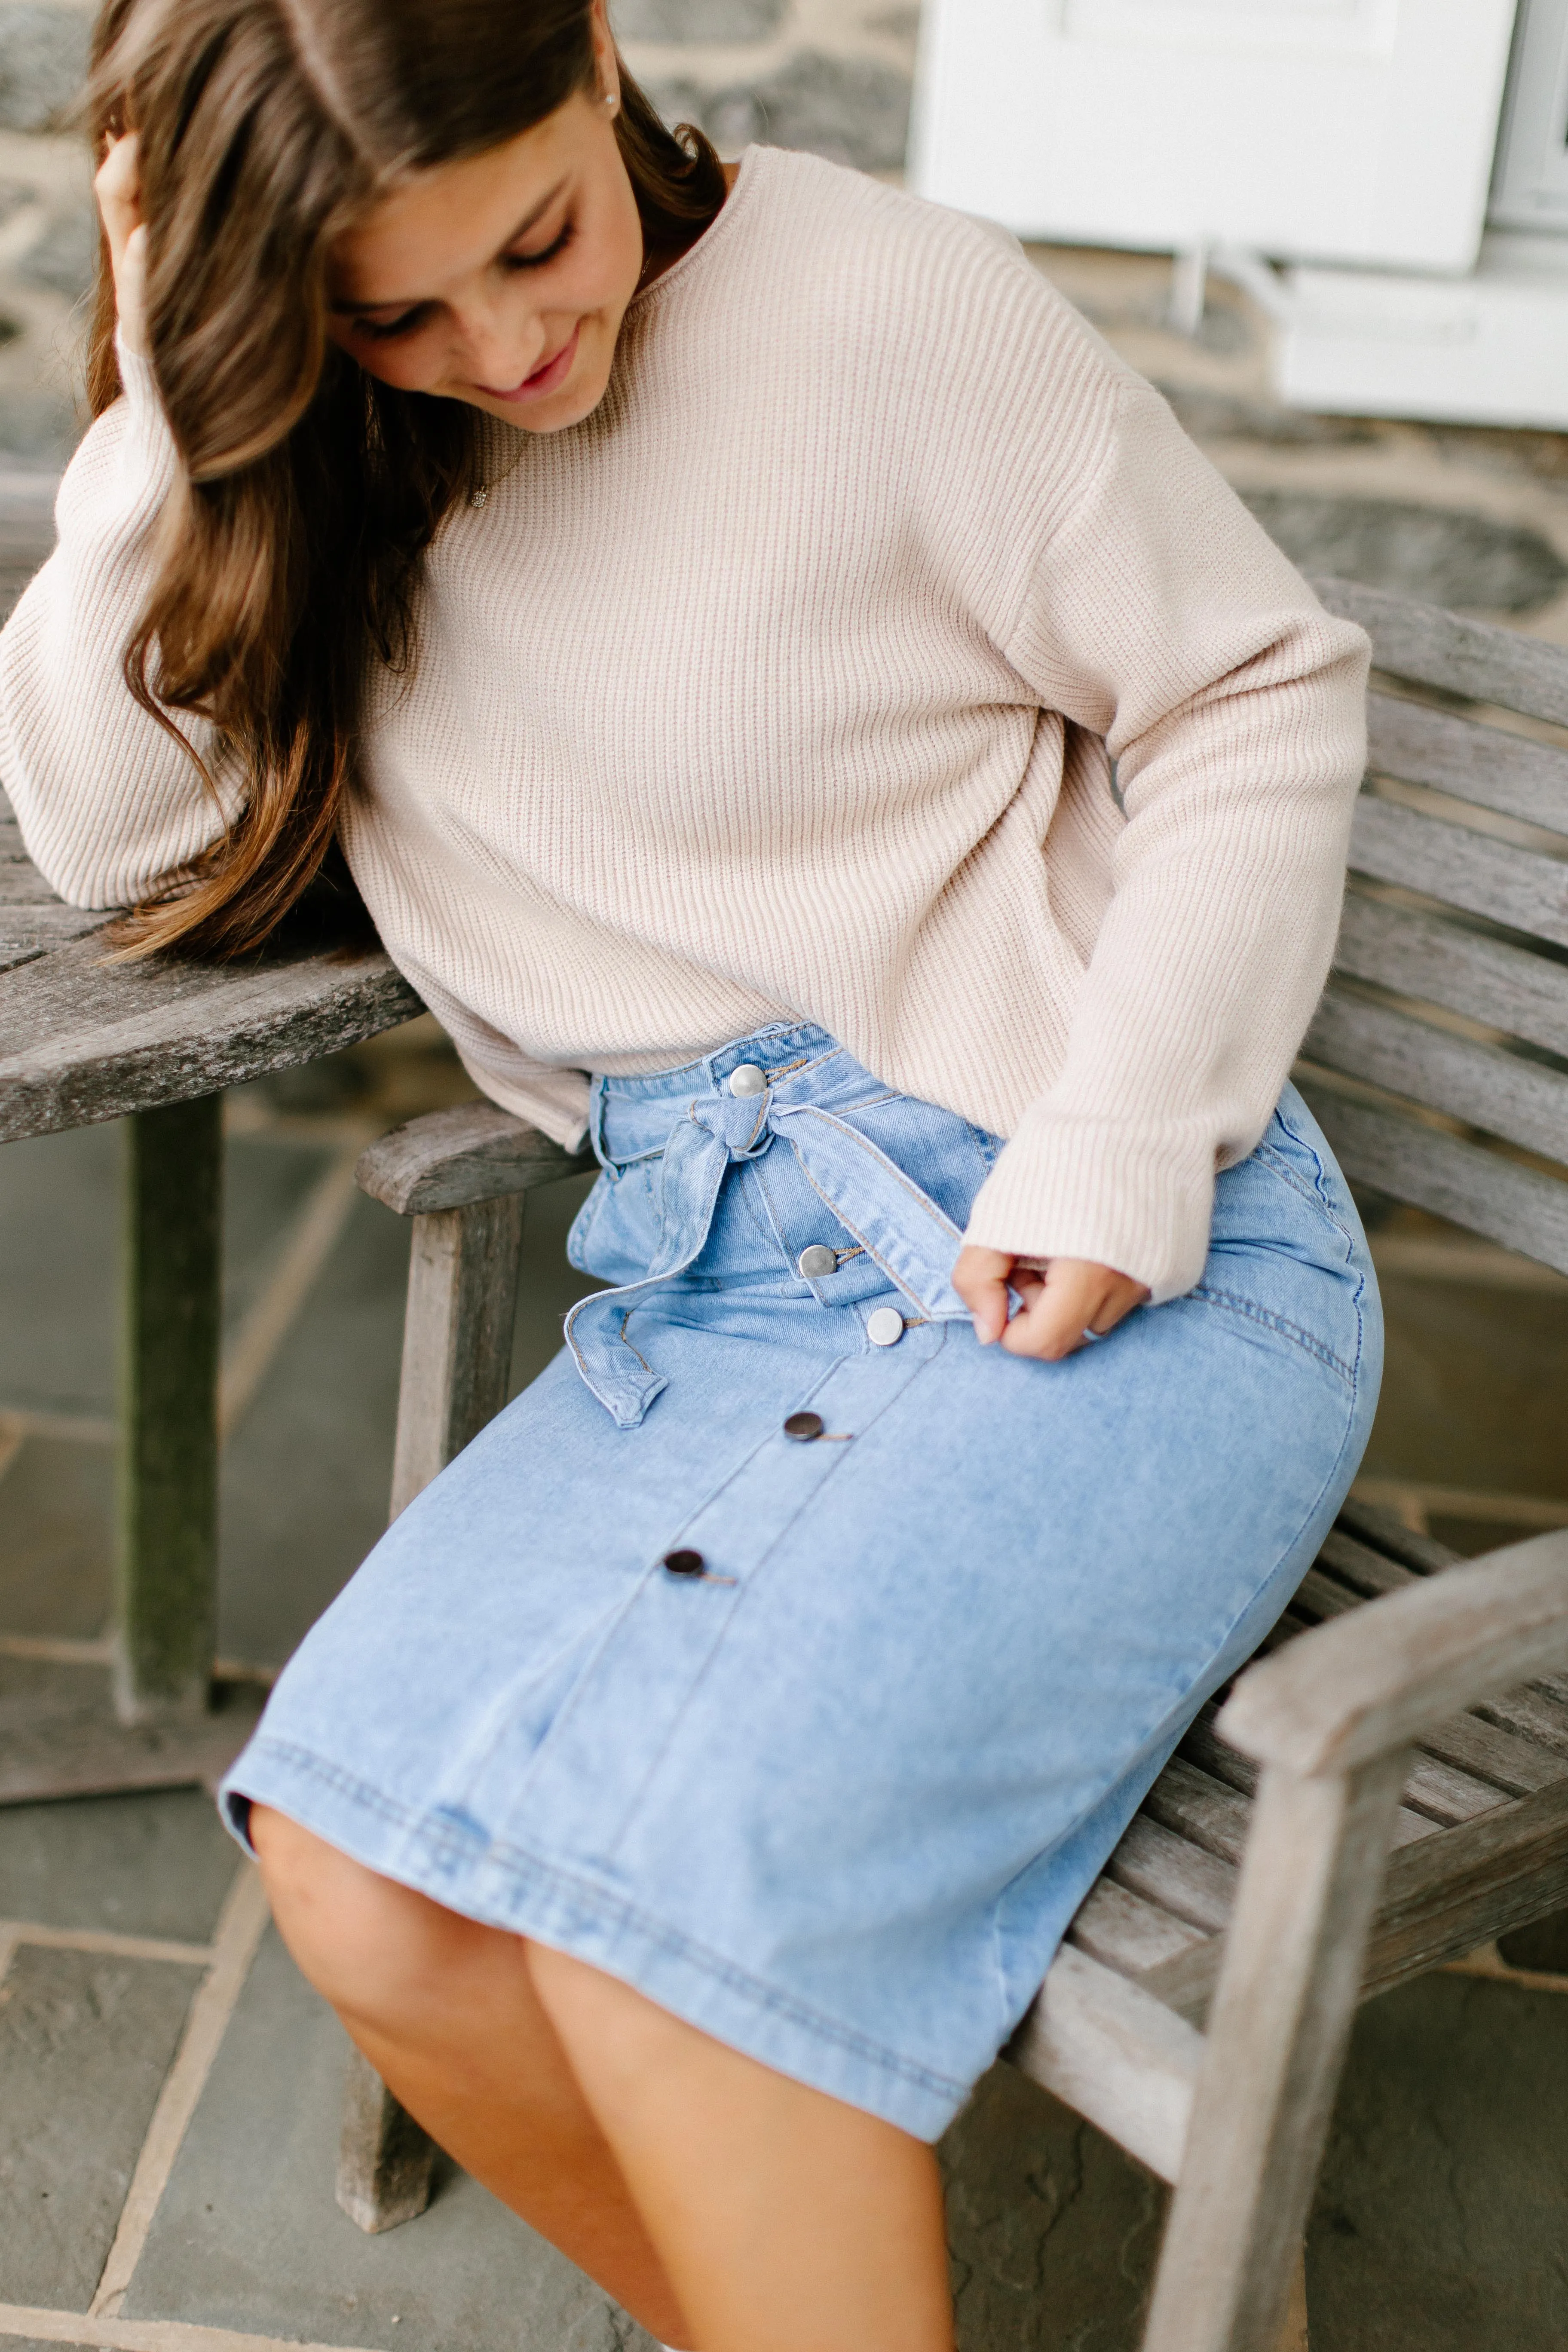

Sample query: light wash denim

[223,1023,1381,2139]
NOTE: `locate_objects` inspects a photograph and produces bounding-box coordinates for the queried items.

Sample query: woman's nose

[451,303,545,395]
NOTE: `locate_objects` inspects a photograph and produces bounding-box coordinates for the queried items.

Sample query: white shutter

[910,0,1520,274]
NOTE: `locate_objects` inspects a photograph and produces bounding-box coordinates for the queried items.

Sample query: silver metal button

[867,1307,905,1348]
[729,1063,767,1098]
[797,1243,838,1279]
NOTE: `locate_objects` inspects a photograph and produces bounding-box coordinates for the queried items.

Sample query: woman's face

[325,56,642,433]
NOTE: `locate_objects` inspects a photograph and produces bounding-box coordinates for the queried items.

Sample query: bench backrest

[1299,576,1568,1277]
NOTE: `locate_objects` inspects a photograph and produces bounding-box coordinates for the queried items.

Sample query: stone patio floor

[3,238,1568,2352]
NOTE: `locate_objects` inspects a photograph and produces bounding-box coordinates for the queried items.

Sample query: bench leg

[337,2046,438,2233]
[1141,1752,1405,2352]
[114,1095,223,1724]
[337,1190,527,2228]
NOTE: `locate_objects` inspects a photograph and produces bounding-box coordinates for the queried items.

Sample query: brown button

[662,1548,705,1577]
[784,1410,825,1442]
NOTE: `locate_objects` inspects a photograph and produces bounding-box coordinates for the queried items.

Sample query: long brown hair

[85,0,726,957]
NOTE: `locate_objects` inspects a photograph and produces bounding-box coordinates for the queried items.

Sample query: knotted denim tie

[565,1084,972,1427]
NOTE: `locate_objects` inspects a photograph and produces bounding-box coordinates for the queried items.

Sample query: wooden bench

[335,577,1568,2348]
[0,800,422,1795]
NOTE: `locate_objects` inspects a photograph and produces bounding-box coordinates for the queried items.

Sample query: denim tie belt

[565,1081,973,1427]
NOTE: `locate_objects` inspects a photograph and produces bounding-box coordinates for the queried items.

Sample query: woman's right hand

[94,132,149,357]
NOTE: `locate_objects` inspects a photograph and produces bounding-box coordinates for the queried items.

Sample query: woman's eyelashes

[505,220,575,273]
[352,222,576,343]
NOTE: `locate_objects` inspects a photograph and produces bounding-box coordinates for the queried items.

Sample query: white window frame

[1491,0,1568,228]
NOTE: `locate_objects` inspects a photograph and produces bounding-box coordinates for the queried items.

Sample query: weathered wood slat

[1180,1708,1258,1797]
[357,1100,595,1215]
[1285,1582,1517,1824]
[1305,985,1568,1168]
[1366,1776,1568,1994]
[1312,576,1568,728]
[1299,1087,1568,1277]
[1106,1813,1238,1934]
[1145,1778,1568,2026]
[1331,1501,1461,1578]
[1349,796,1568,949]
[1282,1586,1536,1808]
[1223,1533,1568,1783]
[387,1196,526,1522]
[1317,1524,1442,1596]
[1141,1756,1255,1865]
[1367,689,1568,836]
[1009,1946,1203,2188]
[1067,1877,1208,1976]
[1475,1687,1568,1761]
[0,928,423,1140]
[1334,893,1568,1065]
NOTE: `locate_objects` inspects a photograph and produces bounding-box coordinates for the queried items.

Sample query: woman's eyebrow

[330,177,571,314]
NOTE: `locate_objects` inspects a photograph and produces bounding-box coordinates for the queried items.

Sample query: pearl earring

[604,89,618,112]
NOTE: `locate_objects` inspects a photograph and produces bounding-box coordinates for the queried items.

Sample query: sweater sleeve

[0,343,231,909]
[961,375,1370,1302]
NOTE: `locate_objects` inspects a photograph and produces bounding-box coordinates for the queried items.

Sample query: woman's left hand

[952,1247,1150,1362]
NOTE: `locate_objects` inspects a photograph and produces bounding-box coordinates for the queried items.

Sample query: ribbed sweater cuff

[112,333,179,492]
[961,1122,1217,1305]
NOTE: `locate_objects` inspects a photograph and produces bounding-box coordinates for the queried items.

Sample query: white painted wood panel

[910,0,1519,273]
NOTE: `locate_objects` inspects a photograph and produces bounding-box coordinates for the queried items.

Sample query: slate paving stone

[0,1435,113,1638]
[123,1925,649,2352]
[0,1124,119,1419]
[941,2064,1161,2351]
[1308,1973,1568,2351]
[702,50,913,172]
[0,1123,336,1426]
[0,1788,239,1940]
[221,1135,337,1336]
[1241,490,1568,615]
[511,1170,601,1394]
[217,1192,406,1672]
[0,1943,201,2309]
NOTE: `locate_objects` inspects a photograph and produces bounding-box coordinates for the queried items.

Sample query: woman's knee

[249,1802,476,2031]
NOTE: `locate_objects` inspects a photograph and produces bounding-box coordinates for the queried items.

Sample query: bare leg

[253,1806,954,2352]
[251,1806,690,2344]
[527,1942,956,2352]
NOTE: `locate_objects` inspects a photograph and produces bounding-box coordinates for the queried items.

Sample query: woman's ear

[588,0,616,103]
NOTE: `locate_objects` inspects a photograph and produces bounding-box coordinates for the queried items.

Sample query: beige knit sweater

[0,146,1369,1300]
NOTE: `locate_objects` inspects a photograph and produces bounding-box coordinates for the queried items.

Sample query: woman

[1,2,1379,2343]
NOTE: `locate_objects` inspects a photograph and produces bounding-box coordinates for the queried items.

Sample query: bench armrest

[356,1102,596,1216]
[1219,1529,1568,1779]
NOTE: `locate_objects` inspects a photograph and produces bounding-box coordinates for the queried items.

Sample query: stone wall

[0,0,919,468]
[615,0,916,175]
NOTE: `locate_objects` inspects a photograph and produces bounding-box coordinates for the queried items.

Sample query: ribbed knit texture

[0,146,1369,1299]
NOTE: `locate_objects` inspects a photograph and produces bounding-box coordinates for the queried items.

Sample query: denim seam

[600,1326,952,1856]
[1190,1283,1358,1390]
[989,1299,1370,2027]
[241,1736,965,2104]
[1257,1107,1358,1253]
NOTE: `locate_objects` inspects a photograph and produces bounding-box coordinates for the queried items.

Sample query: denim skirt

[222,1023,1381,2139]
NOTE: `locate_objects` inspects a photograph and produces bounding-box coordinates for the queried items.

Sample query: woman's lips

[481,325,580,404]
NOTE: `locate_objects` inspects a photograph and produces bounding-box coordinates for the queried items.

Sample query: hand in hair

[94,132,149,358]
